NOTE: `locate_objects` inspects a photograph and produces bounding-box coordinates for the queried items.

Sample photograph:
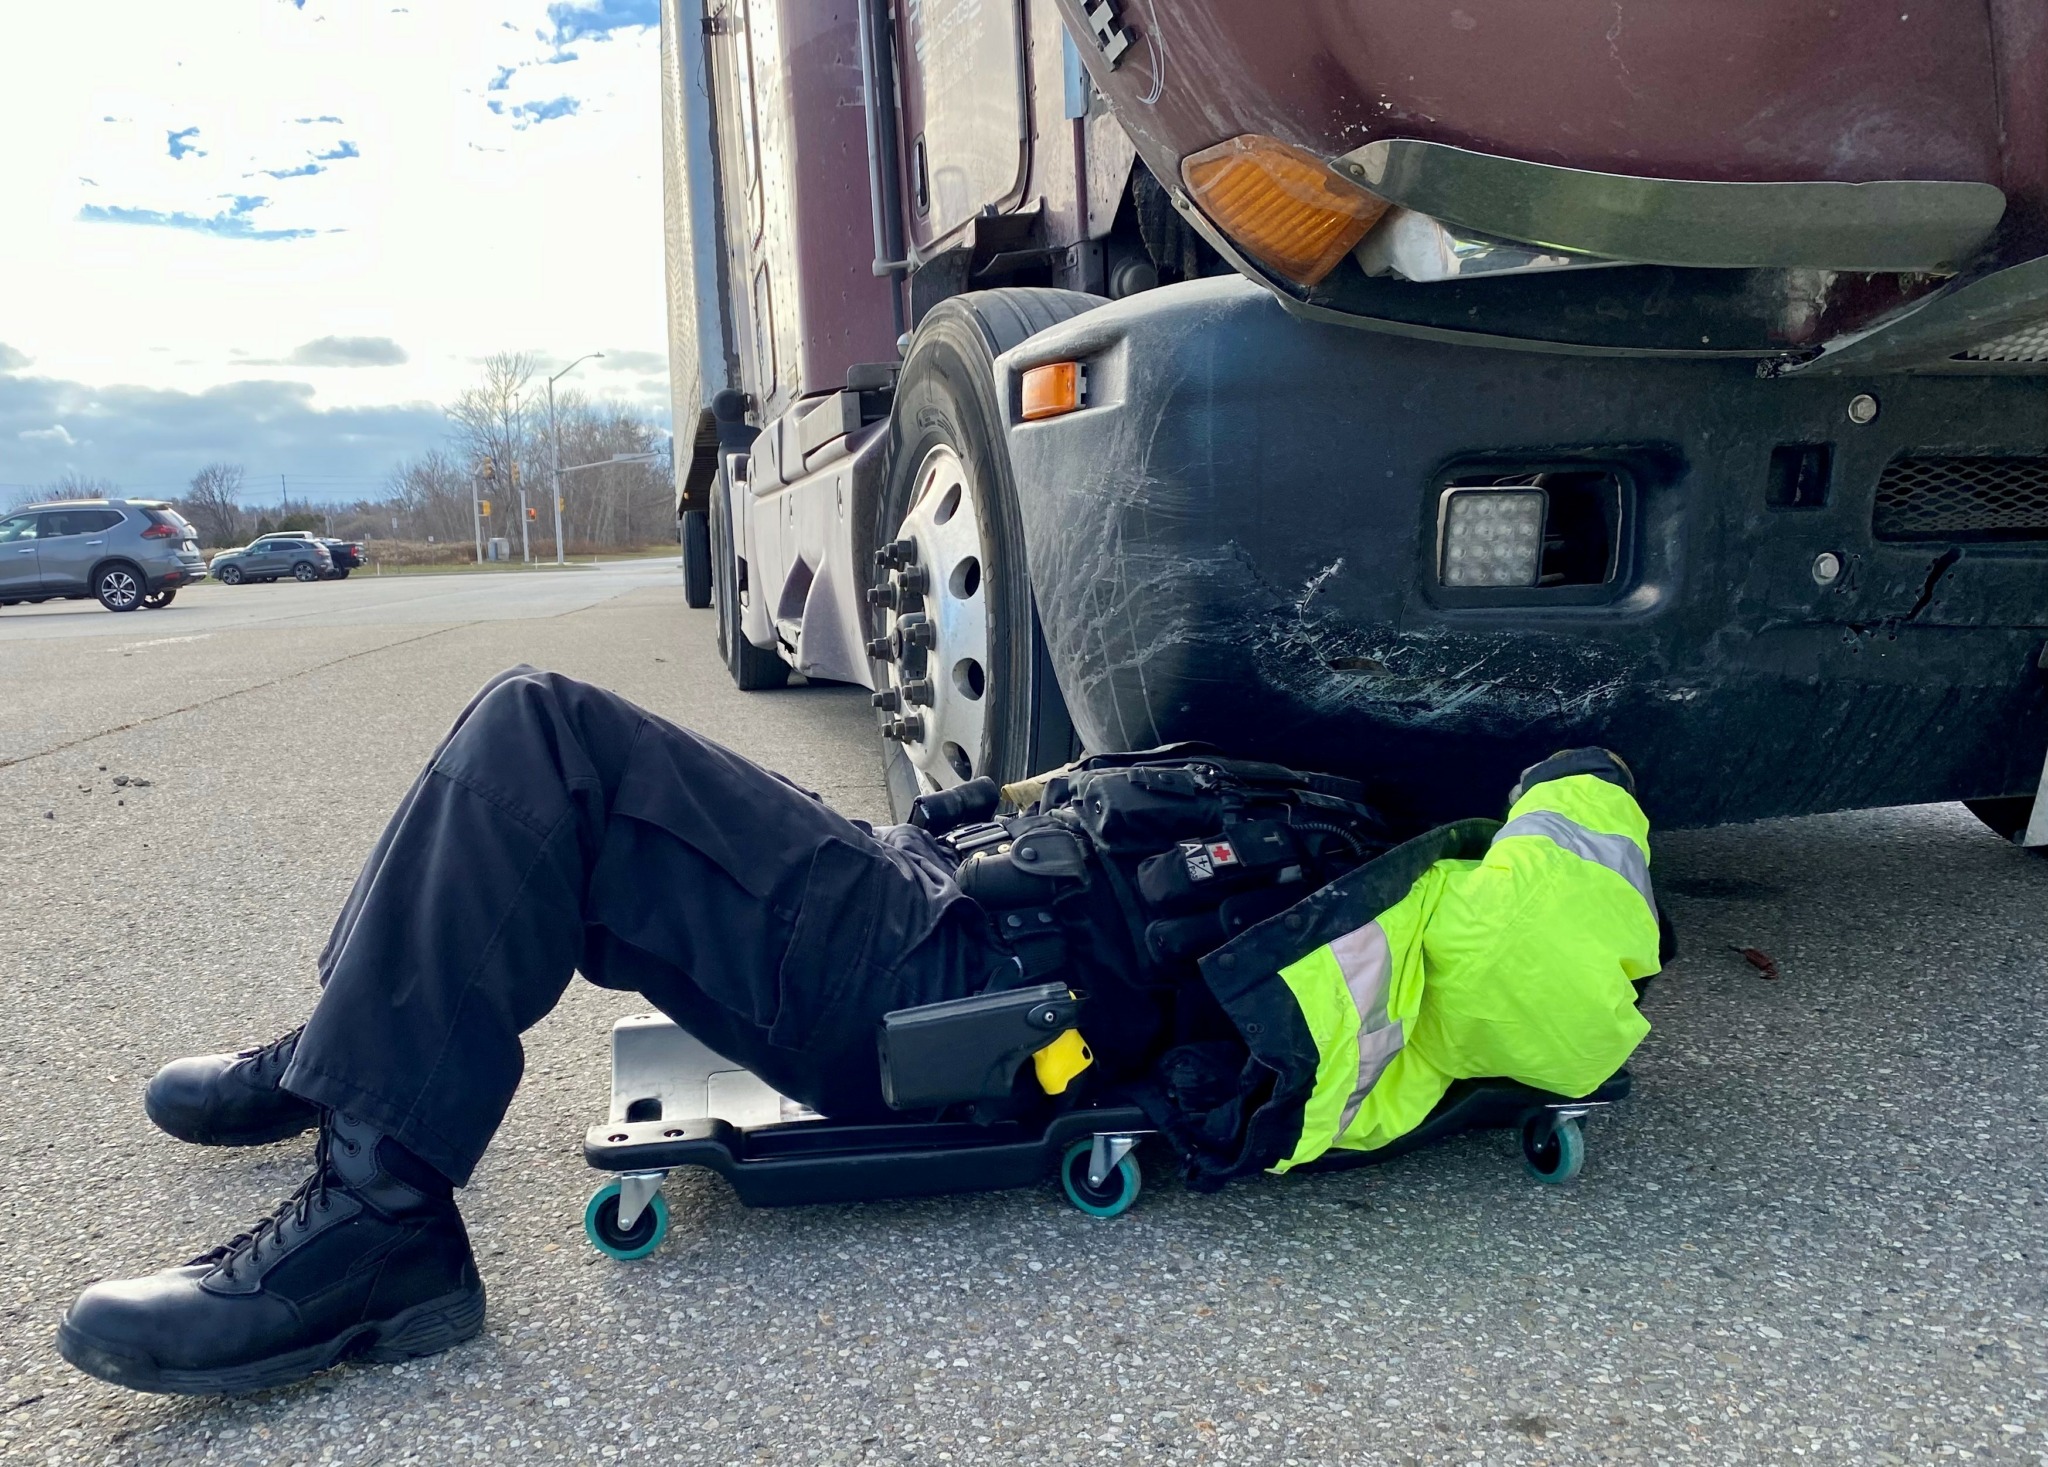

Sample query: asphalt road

[0,564,2042,1465]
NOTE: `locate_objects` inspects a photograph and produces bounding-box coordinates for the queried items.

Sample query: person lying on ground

[56,667,1659,1396]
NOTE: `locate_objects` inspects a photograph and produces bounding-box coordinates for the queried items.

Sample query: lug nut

[898,564,931,596]
[897,613,937,649]
[892,713,926,741]
[875,537,918,570]
[871,688,901,711]
[902,677,935,706]
[865,636,895,662]
[866,584,898,609]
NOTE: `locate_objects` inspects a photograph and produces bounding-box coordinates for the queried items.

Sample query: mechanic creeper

[58,667,1658,1395]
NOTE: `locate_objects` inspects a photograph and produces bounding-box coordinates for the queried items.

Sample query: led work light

[1439,488,1546,588]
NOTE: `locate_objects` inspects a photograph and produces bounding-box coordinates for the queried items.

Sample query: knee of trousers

[453,668,645,787]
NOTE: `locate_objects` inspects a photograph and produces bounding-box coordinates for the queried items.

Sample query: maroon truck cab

[663,0,2048,838]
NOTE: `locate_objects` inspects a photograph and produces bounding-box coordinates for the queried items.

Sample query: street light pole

[547,352,604,566]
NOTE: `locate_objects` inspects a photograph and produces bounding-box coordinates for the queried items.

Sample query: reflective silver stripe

[1495,809,1658,920]
[1327,921,1406,1140]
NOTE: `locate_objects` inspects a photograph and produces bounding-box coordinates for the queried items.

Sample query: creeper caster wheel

[1520,1112,1586,1185]
[1060,1136,1142,1218]
[585,1177,670,1260]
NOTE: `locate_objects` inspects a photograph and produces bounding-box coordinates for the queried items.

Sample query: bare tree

[446,352,537,519]
[179,462,246,547]
[40,471,120,501]
[385,449,476,543]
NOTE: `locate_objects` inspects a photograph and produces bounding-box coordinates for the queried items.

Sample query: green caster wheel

[1060,1137,1143,1218]
[1520,1113,1586,1185]
[584,1180,670,1260]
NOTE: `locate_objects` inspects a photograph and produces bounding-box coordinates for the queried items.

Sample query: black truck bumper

[1000,277,2048,829]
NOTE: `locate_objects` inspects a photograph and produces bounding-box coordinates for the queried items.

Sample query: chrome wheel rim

[101,570,139,608]
[295,563,317,581]
[880,444,991,792]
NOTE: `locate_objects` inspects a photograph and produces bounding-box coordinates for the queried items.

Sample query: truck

[658,0,2048,842]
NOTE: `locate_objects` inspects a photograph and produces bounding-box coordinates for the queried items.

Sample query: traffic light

[526,507,538,522]
[479,459,497,482]
[480,499,492,517]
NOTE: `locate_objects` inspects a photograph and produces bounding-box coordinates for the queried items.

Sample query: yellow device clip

[1031,1028,1094,1095]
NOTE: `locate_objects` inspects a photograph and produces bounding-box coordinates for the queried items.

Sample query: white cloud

[0,0,669,478]
[19,425,77,446]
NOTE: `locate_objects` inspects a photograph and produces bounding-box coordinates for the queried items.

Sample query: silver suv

[0,499,208,612]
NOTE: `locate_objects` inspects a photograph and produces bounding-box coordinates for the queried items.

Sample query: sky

[0,0,671,507]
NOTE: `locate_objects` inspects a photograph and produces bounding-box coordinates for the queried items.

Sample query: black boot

[57,1112,485,1395]
[143,1026,320,1147]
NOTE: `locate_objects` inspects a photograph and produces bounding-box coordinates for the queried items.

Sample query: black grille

[1872,456,2048,542]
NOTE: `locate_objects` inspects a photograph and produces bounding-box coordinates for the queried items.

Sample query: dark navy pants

[282,668,1008,1186]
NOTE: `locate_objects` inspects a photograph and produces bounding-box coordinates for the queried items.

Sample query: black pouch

[878,982,1082,1110]
[1071,768,1225,849]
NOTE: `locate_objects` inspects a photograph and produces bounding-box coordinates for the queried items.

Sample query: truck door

[0,511,39,597]
[898,0,1030,248]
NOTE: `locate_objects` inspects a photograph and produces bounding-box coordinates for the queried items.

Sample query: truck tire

[710,466,789,691]
[680,510,712,609]
[870,288,1108,820]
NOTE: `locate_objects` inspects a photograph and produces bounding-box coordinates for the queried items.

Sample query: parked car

[208,536,334,586]
[0,498,207,612]
[257,529,365,579]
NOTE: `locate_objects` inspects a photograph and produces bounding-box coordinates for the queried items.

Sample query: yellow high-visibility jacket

[1187,755,1659,1182]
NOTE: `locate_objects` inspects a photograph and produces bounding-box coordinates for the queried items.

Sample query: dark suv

[207,536,334,586]
[0,499,208,612]
[260,530,364,579]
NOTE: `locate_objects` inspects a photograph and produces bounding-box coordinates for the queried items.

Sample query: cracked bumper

[1000,277,2048,828]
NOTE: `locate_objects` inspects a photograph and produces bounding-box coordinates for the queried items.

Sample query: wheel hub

[872,444,990,791]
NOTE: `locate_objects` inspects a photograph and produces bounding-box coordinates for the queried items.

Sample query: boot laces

[191,1118,363,1279]
[232,1025,304,1082]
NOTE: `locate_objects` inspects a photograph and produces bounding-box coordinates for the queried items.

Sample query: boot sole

[56,1280,486,1396]
[141,1090,319,1148]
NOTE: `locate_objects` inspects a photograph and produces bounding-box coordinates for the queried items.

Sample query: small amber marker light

[1020,361,1083,421]
[1181,134,1389,287]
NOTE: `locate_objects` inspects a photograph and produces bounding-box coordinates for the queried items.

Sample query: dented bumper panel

[999,277,2048,829]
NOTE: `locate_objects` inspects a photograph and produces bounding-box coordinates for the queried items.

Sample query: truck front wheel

[870,289,1104,820]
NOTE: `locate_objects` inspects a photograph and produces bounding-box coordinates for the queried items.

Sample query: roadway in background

[0,565,2041,1464]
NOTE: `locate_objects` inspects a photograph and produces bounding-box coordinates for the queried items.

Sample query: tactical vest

[930,748,1398,1091]
[929,748,1658,1190]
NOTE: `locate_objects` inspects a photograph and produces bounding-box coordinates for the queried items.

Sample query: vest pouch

[1072,768,1225,850]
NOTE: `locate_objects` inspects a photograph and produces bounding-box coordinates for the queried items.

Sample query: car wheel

[868,289,1104,821]
[334,567,350,579]
[709,463,790,691]
[681,509,712,608]
[95,562,146,612]
[141,588,177,609]
[216,565,244,585]
[293,561,320,582]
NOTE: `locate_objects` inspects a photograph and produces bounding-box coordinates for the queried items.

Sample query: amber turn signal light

[1180,134,1389,287]
[1020,360,1084,421]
